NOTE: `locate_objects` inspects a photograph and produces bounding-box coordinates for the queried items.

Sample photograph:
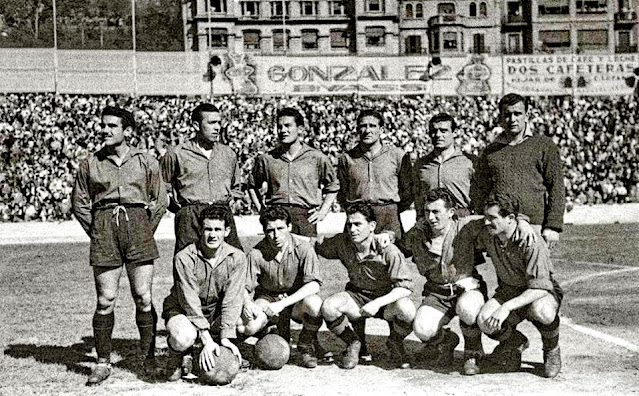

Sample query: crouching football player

[238,206,325,368]
[162,205,245,382]
[315,203,416,369]
[476,194,563,378]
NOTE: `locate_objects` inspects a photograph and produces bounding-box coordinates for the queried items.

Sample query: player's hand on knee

[221,338,243,363]
[360,302,380,317]
[200,341,220,372]
[542,229,559,250]
[264,301,284,317]
[486,306,510,331]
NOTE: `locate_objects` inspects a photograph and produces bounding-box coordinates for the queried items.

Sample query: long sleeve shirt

[72,147,167,235]
[337,144,412,211]
[249,144,340,208]
[473,131,565,231]
[160,140,242,209]
[246,235,322,295]
[315,233,414,297]
[412,149,476,217]
[163,242,247,339]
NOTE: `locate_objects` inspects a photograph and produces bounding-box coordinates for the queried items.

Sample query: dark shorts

[493,279,564,317]
[345,283,387,319]
[272,205,317,237]
[421,279,488,321]
[89,206,159,267]
[162,294,222,334]
[174,203,242,254]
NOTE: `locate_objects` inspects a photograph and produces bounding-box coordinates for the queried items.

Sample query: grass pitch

[1,223,638,395]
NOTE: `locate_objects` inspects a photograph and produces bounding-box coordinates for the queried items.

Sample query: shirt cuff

[528,278,554,291]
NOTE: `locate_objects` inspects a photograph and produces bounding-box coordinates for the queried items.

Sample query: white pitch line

[561,267,639,287]
[561,317,639,353]
[554,259,632,269]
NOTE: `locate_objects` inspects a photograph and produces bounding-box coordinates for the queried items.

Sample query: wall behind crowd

[0,94,638,222]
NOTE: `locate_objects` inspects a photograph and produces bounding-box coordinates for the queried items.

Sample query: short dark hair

[345,202,376,223]
[356,109,385,128]
[199,204,232,229]
[192,103,220,124]
[277,107,305,127]
[425,188,457,209]
[428,113,456,133]
[259,206,292,228]
[102,106,135,131]
[499,93,528,113]
[485,193,520,218]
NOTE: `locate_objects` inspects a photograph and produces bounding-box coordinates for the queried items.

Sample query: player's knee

[321,295,342,320]
[456,299,482,326]
[413,318,439,342]
[301,294,323,317]
[133,290,153,311]
[167,321,197,351]
[529,302,557,325]
[387,298,416,323]
[96,293,117,313]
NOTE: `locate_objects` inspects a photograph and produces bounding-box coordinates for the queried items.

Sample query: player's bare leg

[413,306,458,366]
[88,266,124,386]
[126,261,158,378]
[456,290,485,375]
[165,314,198,381]
[477,299,528,373]
[383,297,416,369]
[528,295,561,378]
[292,294,324,368]
[322,292,362,369]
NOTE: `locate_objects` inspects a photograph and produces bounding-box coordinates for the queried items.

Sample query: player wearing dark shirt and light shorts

[72,106,167,386]
[476,194,563,378]
[238,206,325,368]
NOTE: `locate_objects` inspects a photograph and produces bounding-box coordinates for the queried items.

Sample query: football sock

[533,316,560,351]
[301,314,323,333]
[93,311,115,362]
[327,315,358,345]
[390,320,412,341]
[460,322,483,352]
[487,311,522,342]
[136,308,157,359]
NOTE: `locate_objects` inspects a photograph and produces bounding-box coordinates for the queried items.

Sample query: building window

[302,29,319,50]
[469,2,476,16]
[442,31,458,50]
[405,35,421,54]
[507,33,522,53]
[473,33,486,52]
[244,30,260,50]
[300,0,317,15]
[578,29,608,50]
[241,1,260,17]
[207,0,227,13]
[207,28,228,48]
[479,2,487,16]
[366,26,385,46]
[438,3,455,14]
[576,0,607,13]
[330,29,348,48]
[406,4,414,18]
[270,1,290,18]
[416,3,423,17]
[539,30,571,50]
[273,29,291,51]
[367,0,384,12]
[329,0,345,15]
[538,1,569,15]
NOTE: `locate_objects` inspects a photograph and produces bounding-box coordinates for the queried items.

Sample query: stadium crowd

[0,93,637,222]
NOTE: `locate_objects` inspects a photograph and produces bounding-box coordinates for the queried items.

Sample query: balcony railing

[615,11,638,23]
[503,14,526,24]
[470,46,491,54]
[615,44,638,53]
[428,14,457,26]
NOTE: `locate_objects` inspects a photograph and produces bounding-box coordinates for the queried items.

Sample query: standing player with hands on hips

[72,106,167,386]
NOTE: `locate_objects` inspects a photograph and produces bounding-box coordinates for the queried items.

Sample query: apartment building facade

[184,0,638,55]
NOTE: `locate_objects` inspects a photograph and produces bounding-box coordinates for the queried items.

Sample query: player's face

[201,218,230,250]
[430,121,455,151]
[425,199,455,234]
[100,115,127,147]
[197,111,222,143]
[264,219,292,250]
[483,205,513,236]
[277,116,300,145]
[346,212,376,244]
[358,116,382,146]
[499,101,527,136]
